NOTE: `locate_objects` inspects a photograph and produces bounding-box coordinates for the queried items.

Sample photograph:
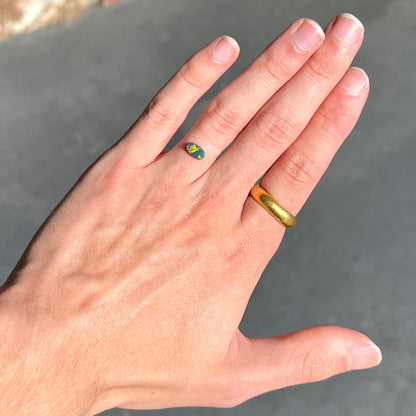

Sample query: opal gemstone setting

[186,142,205,160]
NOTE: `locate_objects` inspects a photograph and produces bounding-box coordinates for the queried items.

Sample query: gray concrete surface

[0,0,415,415]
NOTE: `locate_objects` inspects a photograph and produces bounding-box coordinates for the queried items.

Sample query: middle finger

[210,13,364,201]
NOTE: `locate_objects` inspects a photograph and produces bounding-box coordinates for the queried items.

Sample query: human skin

[0,13,381,415]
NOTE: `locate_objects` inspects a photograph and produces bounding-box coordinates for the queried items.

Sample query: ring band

[250,184,297,228]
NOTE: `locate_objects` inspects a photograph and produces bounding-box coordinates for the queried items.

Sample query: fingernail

[324,17,336,34]
[212,36,239,64]
[292,19,325,53]
[338,67,369,95]
[349,340,382,370]
[330,13,364,44]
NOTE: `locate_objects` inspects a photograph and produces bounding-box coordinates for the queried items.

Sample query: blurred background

[0,0,414,415]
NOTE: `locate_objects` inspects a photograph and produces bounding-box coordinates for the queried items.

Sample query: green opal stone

[186,143,205,160]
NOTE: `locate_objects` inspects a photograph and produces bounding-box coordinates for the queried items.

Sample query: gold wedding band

[250,184,297,228]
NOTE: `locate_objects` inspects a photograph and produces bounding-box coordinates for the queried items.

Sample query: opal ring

[186,142,205,160]
[250,184,296,228]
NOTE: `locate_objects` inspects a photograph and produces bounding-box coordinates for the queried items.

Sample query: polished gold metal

[250,184,297,228]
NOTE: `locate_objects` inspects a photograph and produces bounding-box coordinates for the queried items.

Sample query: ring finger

[242,66,370,247]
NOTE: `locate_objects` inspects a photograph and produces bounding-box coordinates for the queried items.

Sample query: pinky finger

[120,36,240,166]
[242,67,370,239]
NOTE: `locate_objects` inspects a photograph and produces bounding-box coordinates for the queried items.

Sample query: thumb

[227,326,381,405]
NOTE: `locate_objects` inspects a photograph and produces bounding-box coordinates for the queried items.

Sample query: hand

[0,13,381,415]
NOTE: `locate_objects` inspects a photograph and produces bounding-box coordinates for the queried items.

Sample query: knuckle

[314,105,339,137]
[143,97,178,128]
[206,101,243,136]
[177,60,205,89]
[254,111,297,151]
[258,54,292,86]
[279,149,319,190]
[98,154,135,195]
[299,348,328,383]
[316,100,355,138]
[304,56,335,84]
[223,227,257,267]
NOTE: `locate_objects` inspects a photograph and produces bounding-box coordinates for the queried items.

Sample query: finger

[242,67,369,239]
[224,326,381,405]
[119,35,240,167]
[211,13,364,198]
[162,18,325,182]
